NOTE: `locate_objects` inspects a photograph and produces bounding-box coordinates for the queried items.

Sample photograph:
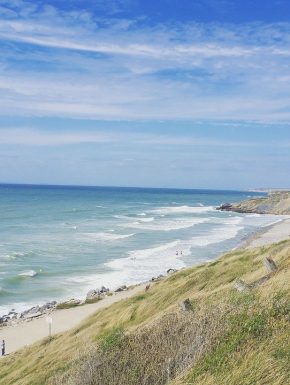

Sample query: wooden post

[180,298,192,311]
[263,257,278,273]
[234,279,250,292]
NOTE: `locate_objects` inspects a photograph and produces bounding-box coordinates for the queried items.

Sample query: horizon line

[0,182,269,193]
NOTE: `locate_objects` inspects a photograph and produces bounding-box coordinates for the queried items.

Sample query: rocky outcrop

[217,191,290,215]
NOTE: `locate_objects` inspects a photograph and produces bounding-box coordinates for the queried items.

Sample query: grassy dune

[1,240,290,385]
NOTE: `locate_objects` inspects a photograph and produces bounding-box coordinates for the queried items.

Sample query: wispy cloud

[0,0,290,121]
[1,126,290,148]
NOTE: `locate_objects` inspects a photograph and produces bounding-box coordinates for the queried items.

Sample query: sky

[0,0,290,189]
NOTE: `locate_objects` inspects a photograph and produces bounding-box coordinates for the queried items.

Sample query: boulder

[86,289,101,301]
[21,305,41,319]
[100,286,110,293]
[39,301,57,312]
[7,312,17,319]
[57,299,81,308]
[151,274,164,282]
[167,268,177,274]
[115,285,127,292]
[217,203,233,211]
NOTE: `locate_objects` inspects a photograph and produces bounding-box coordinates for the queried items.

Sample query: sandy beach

[2,217,290,357]
[244,218,290,248]
[0,283,147,355]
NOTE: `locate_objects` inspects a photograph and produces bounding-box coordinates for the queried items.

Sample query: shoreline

[2,216,290,355]
[0,282,149,355]
[241,217,290,249]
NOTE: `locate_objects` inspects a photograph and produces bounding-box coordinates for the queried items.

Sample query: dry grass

[0,240,290,385]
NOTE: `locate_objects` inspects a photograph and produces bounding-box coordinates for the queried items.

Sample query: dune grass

[0,240,290,385]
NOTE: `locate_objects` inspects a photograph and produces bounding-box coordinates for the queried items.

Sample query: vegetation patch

[0,240,290,385]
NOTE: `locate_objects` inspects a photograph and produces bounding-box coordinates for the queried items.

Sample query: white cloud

[0,1,290,121]
[1,126,290,148]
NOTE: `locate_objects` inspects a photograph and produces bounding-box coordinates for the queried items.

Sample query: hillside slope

[1,240,290,385]
[217,191,290,215]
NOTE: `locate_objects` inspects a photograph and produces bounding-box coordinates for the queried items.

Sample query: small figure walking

[1,340,5,356]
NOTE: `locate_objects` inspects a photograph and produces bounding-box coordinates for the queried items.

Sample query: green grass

[1,240,290,385]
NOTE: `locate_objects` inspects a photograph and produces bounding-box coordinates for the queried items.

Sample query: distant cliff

[217,191,290,215]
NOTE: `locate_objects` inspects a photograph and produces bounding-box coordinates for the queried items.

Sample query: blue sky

[0,0,290,189]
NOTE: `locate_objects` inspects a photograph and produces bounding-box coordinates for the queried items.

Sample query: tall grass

[1,240,290,385]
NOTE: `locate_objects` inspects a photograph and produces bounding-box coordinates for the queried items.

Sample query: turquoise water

[0,185,282,315]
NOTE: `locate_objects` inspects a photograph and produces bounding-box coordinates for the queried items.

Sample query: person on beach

[1,340,5,356]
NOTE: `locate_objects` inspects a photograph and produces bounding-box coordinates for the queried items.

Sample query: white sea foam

[121,217,209,231]
[208,216,243,226]
[84,232,135,241]
[71,223,244,297]
[138,217,154,222]
[152,205,215,215]
[137,213,147,216]
[0,301,36,316]
[184,225,244,247]
[1,252,25,260]
[106,240,186,279]
[18,270,37,278]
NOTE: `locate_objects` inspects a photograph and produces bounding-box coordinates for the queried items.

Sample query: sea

[0,184,284,316]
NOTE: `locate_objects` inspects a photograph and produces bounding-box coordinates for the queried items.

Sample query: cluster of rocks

[1,269,180,327]
[86,286,110,301]
[85,285,128,301]
[151,274,165,282]
[0,301,57,326]
[115,285,127,292]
